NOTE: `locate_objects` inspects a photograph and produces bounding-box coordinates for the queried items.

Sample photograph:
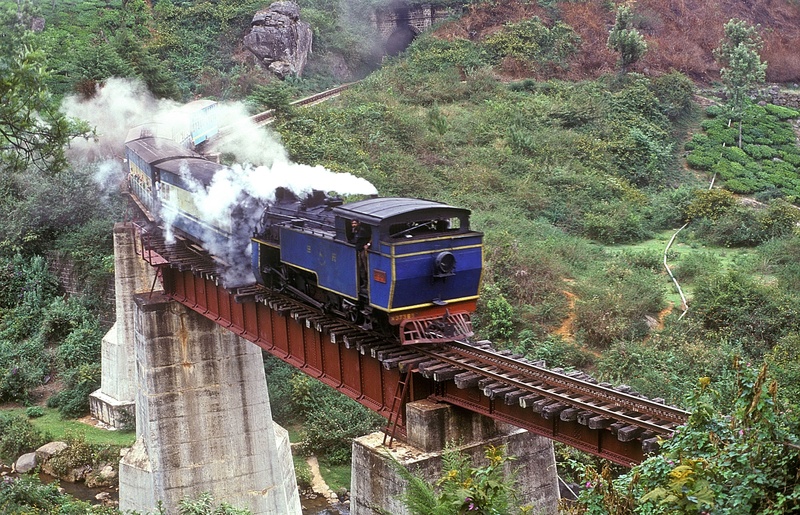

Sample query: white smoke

[61,77,378,287]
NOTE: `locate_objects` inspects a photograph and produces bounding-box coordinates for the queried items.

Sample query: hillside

[436,0,800,84]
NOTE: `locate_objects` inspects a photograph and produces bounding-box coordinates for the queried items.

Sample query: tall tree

[607,4,647,74]
[714,18,767,148]
[0,1,90,177]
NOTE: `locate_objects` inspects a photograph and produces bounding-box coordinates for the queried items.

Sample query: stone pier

[118,292,301,515]
[351,399,559,514]
[90,223,154,428]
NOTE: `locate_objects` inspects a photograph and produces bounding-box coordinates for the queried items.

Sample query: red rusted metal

[429,382,643,466]
[156,264,647,466]
[160,267,401,422]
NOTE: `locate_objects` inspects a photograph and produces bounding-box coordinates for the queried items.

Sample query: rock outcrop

[243,1,312,79]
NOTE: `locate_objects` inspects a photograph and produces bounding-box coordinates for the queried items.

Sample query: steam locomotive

[125,130,483,344]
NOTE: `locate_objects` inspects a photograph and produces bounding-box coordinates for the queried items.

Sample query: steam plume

[62,77,378,287]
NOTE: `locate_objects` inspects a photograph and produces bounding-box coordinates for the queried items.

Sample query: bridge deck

[136,225,686,466]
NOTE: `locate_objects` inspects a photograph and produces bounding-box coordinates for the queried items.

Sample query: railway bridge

[90,221,688,514]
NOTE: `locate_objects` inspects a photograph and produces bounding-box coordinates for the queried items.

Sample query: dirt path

[305,455,335,499]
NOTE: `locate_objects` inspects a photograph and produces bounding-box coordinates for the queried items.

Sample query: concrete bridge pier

[118,291,301,515]
[90,223,154,428]
[351,399,560,514]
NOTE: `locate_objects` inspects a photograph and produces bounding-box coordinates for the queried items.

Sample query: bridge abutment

[351,399,559,514]
[118,291,301,514]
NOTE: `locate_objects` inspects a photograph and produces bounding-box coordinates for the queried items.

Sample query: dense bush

[0,475,115,515]
[596,318,742,406]
[0,413,50,463]
[573,264,666,349]
[289,374,384,464]
[571,364,800,514]
[515,332,595,370]
[47,363,101,419]
[691,270,798,356]
[484,16,580,68]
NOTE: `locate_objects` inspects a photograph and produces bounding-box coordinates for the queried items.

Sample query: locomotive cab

[333,197,483,344]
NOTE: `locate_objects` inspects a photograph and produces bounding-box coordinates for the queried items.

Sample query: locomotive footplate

[399,311,473,345]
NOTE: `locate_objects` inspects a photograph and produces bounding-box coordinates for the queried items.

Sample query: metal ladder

[383,367,414,448]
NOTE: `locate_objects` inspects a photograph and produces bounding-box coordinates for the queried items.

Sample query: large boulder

[243,1,312,79]
[35,441,68,463]
[14,452,37,474]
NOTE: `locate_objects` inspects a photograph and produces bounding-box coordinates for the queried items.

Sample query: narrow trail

[305,456,335,499]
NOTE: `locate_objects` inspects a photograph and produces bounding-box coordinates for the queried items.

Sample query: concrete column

[90,223,155,429]
[351,399,559,515]
[118,292,301,515]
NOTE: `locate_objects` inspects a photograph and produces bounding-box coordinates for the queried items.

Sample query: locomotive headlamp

[433,251,456,277]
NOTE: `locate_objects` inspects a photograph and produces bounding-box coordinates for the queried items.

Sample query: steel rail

[416,342,690,434]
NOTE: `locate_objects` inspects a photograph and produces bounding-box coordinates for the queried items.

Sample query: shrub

[46,432,95,478]
[581,201,649,244]
[766,332,800,411]
[177,491,251,515]
[0,475,101,514]
[0,413,50,462]
[474,283,515,343]
[573,267,665,349]
[484,17,581,66]
[671,251,721,282]
[686,149,717,171]
[395,444,531,515]
[291,375,383,464]
[649,71,696,121]
[764,103,800,120]
[0,360,45,404]
[691,270,797,355]
[685,188,737,221]
[25,406,44,418]
[576,364,800,514]
[518,333,595,370]
[47,363,100,419]
[743,143,777,160]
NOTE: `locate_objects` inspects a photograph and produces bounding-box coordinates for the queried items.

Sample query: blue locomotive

[125,132,483,344]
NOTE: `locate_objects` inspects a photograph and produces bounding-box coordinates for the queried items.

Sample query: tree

[571,362,800,514]
[0,2,91,176]
[607,4,647,74]
[714,19,767,148]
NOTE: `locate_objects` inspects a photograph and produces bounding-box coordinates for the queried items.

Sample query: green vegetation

[714,18,767,147]
[568,363,800,514]
[392,444,532,515]
[607,4,648,74]
[0,474,118,514]
[685,103,800,199]
[1,407,134,447]
[1,0,800,512]
[264,356,384,465]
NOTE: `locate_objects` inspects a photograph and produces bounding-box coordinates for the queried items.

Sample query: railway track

[249,82,355,126]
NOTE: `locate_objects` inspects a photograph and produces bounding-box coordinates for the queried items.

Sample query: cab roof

[332,197,471,227]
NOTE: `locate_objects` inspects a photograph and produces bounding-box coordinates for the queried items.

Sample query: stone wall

[765,86,800,109]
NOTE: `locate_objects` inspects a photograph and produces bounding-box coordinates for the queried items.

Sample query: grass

[317,459,351,493]
[611,228,757,307]
[0,407,135,447]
